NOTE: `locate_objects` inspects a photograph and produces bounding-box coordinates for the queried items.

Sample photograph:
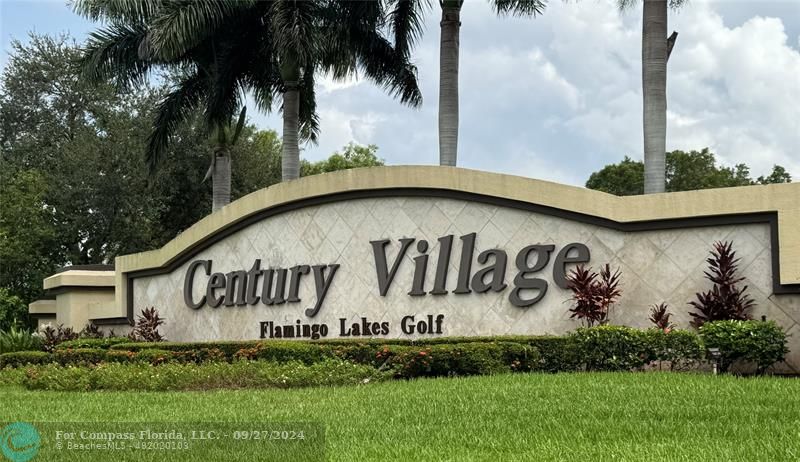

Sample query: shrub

[689,241,755,327]
[566,264,622,327]
[0,367,27,386]
[39,324,79,352]
[649,303,675,331]
[53,348,106,366]
[56,337,130,350]
[247,342,336,364]
[105,350,137,364]
[0,325,43,353]
[112,341,261,358]
[132,348,175,365]
[173,347,227,364]
[644,329,704,370]
[128,307,165,342]
[0,351,53,368]
[526,336,582,372]
[572,325,655,371]
[699,320,788,373]
[384,342,539,378]
[79,322,104,338]
[22,360,390,391]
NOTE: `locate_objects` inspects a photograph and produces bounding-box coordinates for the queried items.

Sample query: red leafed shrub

[128,307,165,342]
[649,303,675,331]
[40,324,79,353]
[566,264,622,327]
[688,241,754,328]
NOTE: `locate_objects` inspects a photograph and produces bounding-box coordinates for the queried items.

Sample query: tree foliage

[75,0,422,180]
[1,34,378,323]
[586,148,791,195]
[302,143,383,176]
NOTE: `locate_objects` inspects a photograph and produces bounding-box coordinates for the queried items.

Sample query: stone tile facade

[132,197,800,370]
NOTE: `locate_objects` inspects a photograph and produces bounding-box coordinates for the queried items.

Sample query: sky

[1,0,799,187]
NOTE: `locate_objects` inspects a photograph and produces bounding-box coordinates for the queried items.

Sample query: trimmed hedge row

[699,320,788,373]
[55,337,130,350]
[1,322,786,375]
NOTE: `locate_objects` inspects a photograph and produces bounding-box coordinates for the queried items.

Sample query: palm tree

[390,1,546,167]
[76,1,265,211]
[620,0,682,194]
[76,1,422,204]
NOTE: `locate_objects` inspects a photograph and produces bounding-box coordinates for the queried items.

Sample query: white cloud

[251,0,799,183]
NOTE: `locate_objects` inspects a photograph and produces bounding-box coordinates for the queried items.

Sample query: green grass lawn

[1,372,799,461]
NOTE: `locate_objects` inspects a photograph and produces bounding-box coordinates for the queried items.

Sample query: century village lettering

[182,232,590,339]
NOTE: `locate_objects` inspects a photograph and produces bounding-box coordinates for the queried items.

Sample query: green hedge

[110,340,263,357]
[22,360,390,391]
[20,323,786,375]
[55,337,131,350]
[381,342,540,378]
[53,348,106,366]
[0,351,52,368]
[108,332,684,373]
[699,320,788,373]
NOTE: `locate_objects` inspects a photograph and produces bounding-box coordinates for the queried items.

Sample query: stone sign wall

[131,196,797,351]
[34,167,800,371]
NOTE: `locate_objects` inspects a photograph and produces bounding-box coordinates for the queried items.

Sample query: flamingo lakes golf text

[182,232,591,338]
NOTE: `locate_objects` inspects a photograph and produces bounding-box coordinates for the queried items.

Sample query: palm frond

[73,0,163,22]
[493,0,547,17]
[349,30,423,108]
[269,0,321,68]
[387,0,430,58]
[149,0,256,61]
[79,22,152,89]
[231,106,247,146]
[146,71,206,170]
[298,64,320,144]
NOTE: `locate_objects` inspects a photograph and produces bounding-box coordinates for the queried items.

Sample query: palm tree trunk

[439,3,461,167]
[642,0,668,194]
[281,56,301,181]
[282,85,300,180]
[212,153,231,212]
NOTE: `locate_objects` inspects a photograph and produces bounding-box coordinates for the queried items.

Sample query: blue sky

[2,0,799,186]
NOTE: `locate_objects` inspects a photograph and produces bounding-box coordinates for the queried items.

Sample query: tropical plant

[688,241,755,328]
[389,0,545,167]
[649,303,674,331]
[0,325,43,354]
[79,322,104,339]
[76,0,421,196]
[129,307,165,343]
[566,264,622,327]
[39,324,80,353]
[618,0,686,194]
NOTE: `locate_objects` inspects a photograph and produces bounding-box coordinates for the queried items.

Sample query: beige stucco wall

[128,196,800,370]
[112,166,800,291]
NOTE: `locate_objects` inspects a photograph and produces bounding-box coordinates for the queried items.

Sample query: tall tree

[619,0,684,194]
[76,0,421,190]
[387,0,546,167]
[586,149,792,196]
